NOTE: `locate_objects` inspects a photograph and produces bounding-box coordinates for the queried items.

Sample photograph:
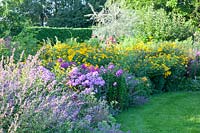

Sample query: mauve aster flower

[116,69,123,77]
[108,63,115,70]
[100,66,107,73]
[60,62,70,68]
[57,58,63,63]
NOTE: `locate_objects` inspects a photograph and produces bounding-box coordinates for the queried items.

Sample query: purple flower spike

[60,62,70,68]
[116,69,123,77]
[57,58,63,63]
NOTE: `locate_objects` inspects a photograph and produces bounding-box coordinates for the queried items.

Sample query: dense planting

[1,0,200,132]
[0,51,124,132]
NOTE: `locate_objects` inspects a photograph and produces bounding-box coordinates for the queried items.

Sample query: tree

[106,0,200,26]
[0,0,29,37]
[47,0,107,27]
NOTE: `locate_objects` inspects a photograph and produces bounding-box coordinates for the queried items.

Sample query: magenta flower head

[60,62,70,68]
[116,69,123,77]
[57,58,63,63]
[108,63,115,70]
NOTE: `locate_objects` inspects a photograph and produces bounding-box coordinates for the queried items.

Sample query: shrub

[121,42,189,92]
[177,77,200,91]
[24,27,93,43]
[87,2,138,40]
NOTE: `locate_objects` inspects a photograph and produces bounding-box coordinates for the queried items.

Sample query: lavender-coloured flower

[82,88,93,95]
[37,66,55,83]
[116,69,123,77]
[89,66,96,72]
[60,62,70,68]
[100,66,107,73]
[78,74,86,81]
[57,58,63,63]
[108,63,115,70]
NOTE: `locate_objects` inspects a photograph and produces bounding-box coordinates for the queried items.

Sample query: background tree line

[0,0,106,36]
[0,0,199,37]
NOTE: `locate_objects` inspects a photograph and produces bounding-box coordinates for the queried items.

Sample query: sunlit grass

[116,92,200,133]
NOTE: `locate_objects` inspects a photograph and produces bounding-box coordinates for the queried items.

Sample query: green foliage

[13,29,42,60]
[176,77,200,91]
[20,0,106,28]
[135,7,195,42]
[111,0,200,26]
[0,0,30,37]
[25,27,93,43]
[101,68,129,110]
[47,0,107,28]
[134,77,153,97]
[0,31,41,62]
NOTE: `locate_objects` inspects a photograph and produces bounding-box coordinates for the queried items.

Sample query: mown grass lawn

[116,92,200,133]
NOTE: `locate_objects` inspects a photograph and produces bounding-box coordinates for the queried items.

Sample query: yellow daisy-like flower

[158,47,162,52]
[164,71,171,78]
[142,77,148,82]
[68,54,75,61]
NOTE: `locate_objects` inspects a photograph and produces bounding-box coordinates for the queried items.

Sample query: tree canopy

[0,0,106,36]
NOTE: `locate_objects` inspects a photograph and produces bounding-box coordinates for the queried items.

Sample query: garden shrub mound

[116,92,200,132]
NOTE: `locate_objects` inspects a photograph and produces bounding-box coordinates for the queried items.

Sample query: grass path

[116,92,200,133]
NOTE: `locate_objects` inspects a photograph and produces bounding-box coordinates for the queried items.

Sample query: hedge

[24,27,93,43]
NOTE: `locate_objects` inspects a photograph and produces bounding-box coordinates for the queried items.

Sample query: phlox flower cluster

[66,65,105,94]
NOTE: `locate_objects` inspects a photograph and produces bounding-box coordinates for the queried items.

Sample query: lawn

[116,92,200,133]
